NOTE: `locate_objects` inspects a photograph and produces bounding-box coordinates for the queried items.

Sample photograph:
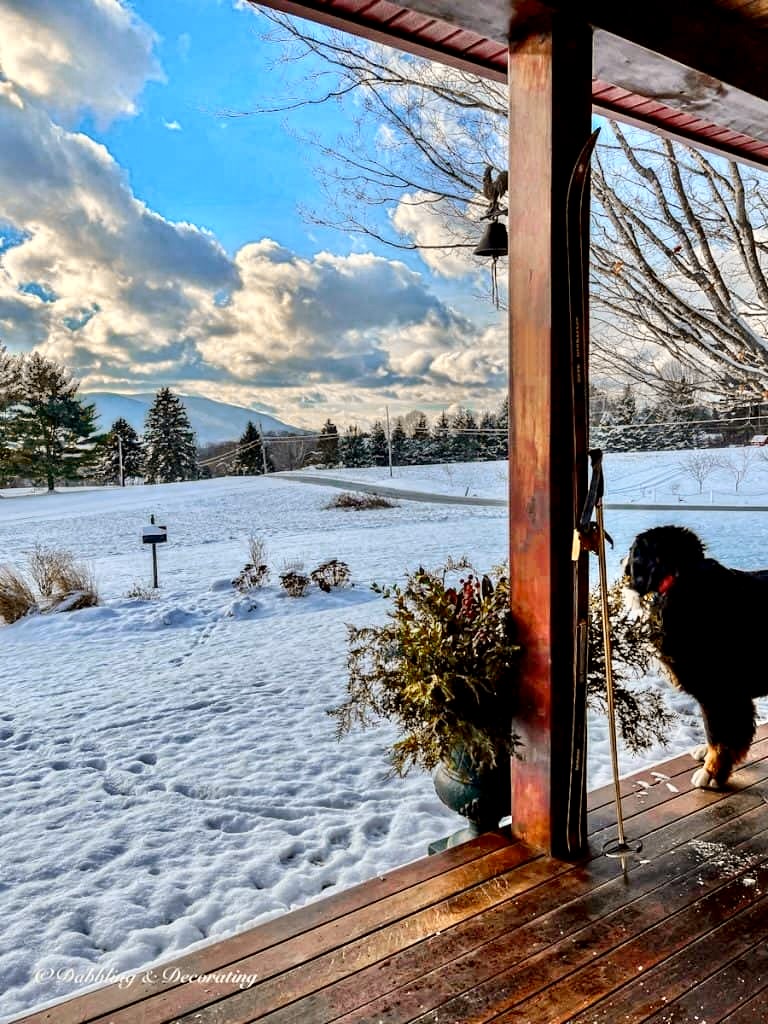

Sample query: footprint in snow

[363,816,390,844]
[204,813,255,834]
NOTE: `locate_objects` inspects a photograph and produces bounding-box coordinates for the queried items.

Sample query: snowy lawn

[3,451,768,1020]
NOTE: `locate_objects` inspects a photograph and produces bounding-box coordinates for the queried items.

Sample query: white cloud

[0,3,507,427]
[0,0,162,123]
[391,191,484,279]
[163,120,182,131]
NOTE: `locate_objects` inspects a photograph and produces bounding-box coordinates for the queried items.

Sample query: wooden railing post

[508,14,593,859]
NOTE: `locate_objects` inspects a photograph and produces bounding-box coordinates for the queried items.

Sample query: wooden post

[508,15,593,859]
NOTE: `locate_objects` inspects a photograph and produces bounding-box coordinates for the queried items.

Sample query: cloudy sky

[0,0,505,429]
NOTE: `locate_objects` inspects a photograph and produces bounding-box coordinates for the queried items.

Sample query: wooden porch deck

[17,723,768,1024]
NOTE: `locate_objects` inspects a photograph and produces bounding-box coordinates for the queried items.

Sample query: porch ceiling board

[252,0,768,168]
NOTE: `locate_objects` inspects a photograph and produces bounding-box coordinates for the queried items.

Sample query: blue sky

[0,0,504,428]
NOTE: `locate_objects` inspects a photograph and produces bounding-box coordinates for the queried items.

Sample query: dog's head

[625,525,706,597]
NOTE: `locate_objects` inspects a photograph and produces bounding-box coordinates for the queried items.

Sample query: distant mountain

[85,392,303,445]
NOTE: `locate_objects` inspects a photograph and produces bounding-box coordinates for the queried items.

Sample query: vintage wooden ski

[564,127,600,857]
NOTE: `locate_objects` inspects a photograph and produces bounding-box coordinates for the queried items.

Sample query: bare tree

[678,450,718,493]
[247,8,768,402]
[715,447,757,492]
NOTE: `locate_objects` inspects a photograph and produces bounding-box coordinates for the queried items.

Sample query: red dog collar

[657,574,676,594]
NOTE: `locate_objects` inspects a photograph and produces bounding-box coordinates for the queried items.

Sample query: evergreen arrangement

[142,387,198,484]
[332,559,522,776]
[98,418,143,485]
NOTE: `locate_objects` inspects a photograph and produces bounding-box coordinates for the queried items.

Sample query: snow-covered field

[3,449,768,1021]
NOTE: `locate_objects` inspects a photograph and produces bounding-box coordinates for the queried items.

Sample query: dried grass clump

[46,558,99,611]
[0,566,38,623]
[326,492,396,510]
[0,546,99,624]
[248,535,269,566]
[27,545,74,599]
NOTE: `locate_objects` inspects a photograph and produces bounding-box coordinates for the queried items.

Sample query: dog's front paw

[691,766,723,789]
[690,744,709,763]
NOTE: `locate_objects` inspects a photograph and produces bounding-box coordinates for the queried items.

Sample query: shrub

[331,559,521,776]
[0,567,38,623]
[310,559,351,592]
[326,491,396,510]
[233,563,270,592]
[233,535,270,592]
[125,581,159,601]
[280,570,312,597]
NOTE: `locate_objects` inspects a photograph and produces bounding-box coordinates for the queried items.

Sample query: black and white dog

[625,525,768,788]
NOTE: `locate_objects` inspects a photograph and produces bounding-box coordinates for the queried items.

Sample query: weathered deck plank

[15,723,768,1024]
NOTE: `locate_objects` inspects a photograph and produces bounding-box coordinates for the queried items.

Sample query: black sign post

[142,514,168,588]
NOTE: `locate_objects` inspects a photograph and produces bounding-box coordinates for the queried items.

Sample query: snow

[2,449,768,1021]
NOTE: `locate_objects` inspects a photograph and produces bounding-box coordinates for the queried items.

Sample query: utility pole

[385,406,393,478]
[118,435,124,487]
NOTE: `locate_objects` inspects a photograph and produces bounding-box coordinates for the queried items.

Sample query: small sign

[142,525,168,544]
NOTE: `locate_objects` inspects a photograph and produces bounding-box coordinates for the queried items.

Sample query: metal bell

[474,219,508,258]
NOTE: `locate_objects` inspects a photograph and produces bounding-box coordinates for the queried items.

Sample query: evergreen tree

[451,407,480,461]
[340,425,368,467]
[478,411,500,460]
[13,353,99,492]
[97,418,143,485]
[368,420,388,466]
[432,410,452,462]
[0,344,21,484]
[318,418,339,467]
[409,411,430,465]
[143,388,198,484]
[233,421,273,475]
[390,418,408,465]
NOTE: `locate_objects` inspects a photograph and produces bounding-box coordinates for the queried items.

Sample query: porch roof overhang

[252,0,768,169]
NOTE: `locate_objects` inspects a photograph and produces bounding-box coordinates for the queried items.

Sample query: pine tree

[233,421,273,475]
[340,425,368,467]
[0,344,21,484]
[318,419,339,467]
[12,353,99,491]
[451,407,480,461]
[478,411,500,460]
[430,410,452,462]
[368,420,388,466]
[97,418,143,485]
[390,418,408,465]
[408,411,430,465]
[143,388,198,484]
